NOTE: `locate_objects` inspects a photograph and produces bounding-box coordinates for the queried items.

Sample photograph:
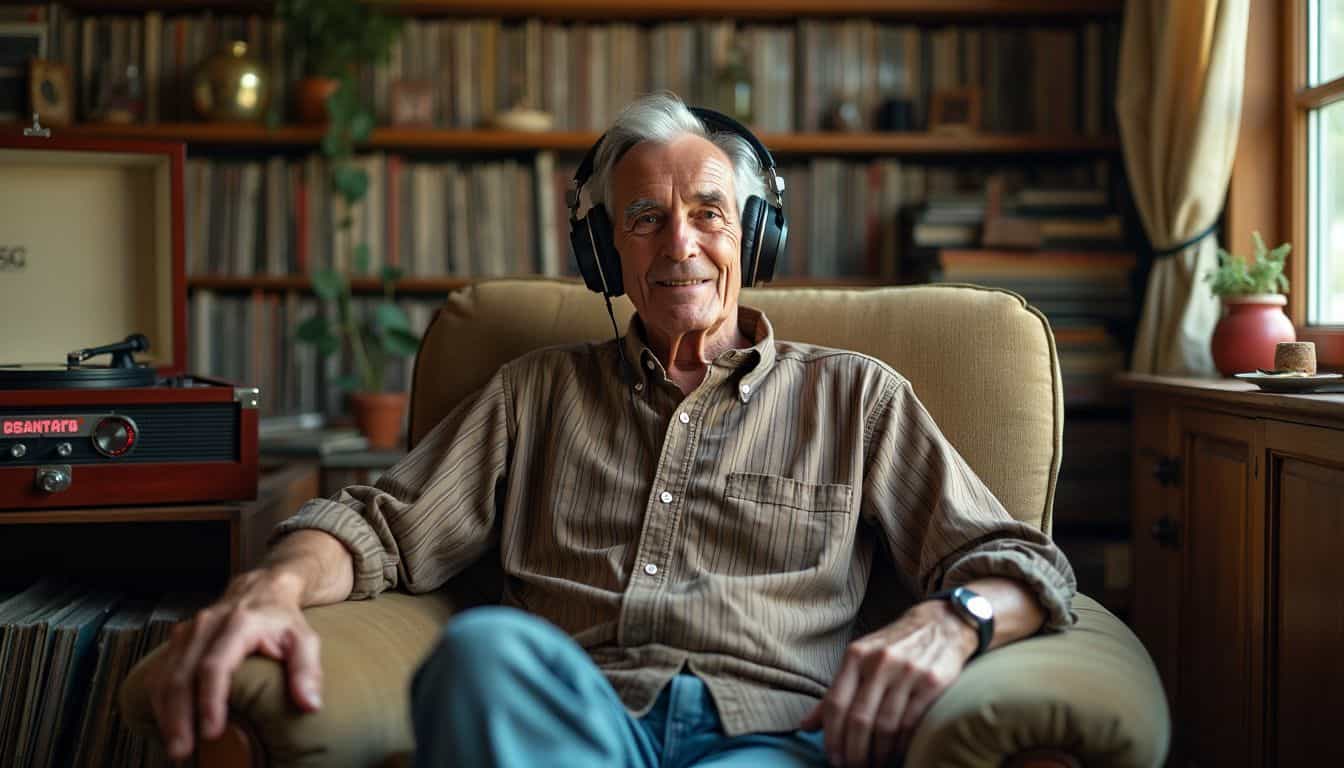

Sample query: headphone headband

[568,106,783,213]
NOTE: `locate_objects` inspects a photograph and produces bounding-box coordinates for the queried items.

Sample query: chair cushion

[410,278,1062,533]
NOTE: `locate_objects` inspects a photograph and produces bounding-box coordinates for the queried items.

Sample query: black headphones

[567,107,788,298]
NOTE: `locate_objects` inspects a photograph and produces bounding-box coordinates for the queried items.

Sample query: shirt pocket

[721,472,853,575]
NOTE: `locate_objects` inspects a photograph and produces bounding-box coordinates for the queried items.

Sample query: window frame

[1289,0,1344,364]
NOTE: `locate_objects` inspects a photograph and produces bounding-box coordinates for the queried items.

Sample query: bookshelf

[9,122,1123,154]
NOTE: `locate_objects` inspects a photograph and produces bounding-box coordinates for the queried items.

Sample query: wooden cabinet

[1123,375,1344,766]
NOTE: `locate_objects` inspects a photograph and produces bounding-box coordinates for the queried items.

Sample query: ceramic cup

[1275,341,1317,374]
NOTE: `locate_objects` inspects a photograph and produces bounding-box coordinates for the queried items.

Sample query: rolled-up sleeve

[861,377,1076,631]
[271,365,515,599]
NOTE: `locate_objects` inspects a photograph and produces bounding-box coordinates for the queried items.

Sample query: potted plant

[296,262,422,448]
[277,0,401,124]
[1207,231,1296,376]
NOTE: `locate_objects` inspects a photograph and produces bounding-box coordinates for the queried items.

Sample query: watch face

[965,594,994,621]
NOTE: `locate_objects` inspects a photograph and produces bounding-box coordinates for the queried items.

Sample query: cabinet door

[1174,409,1263,765]
[1129,395,1181,708]
[1263,421,1344,766]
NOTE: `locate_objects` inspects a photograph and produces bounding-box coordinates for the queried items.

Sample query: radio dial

[92,416,138,457]
[9,443,25,459]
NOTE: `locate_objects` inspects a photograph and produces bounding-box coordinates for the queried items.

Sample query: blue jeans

[411,606,828,767]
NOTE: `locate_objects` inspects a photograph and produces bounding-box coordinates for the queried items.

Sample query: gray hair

[587,92,767,228]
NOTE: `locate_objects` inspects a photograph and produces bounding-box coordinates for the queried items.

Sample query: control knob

[92,416,138,457]
[35,465,72,493]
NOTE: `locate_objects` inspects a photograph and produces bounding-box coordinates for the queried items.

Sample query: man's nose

[661,215,699,262]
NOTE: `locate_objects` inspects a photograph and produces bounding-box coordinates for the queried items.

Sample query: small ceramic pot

[349,391,407,450]
[1210,293,1296,376]
[296,76,340,124]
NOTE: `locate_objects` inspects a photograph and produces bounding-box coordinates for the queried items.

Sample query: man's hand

[145,567,321,760]
[800,599,977,767]
[144,528,353,760]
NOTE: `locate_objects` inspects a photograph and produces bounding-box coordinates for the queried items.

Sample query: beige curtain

[1117,0,1249,375]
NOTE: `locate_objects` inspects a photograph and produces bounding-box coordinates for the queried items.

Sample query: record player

[0,131,258,510]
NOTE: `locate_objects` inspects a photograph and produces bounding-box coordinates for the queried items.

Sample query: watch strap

[926,586,993,658]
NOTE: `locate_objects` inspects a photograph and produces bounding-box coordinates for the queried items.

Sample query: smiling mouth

[656,278,713,287]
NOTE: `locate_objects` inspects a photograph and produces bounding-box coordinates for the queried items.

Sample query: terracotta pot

[1210,293,1296,376]
[349,391,407,450]
[295,76,340,124]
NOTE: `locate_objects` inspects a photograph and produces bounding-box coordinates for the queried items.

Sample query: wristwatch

[926,586,994,658]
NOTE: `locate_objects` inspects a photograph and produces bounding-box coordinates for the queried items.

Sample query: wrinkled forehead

[611,135,737,208]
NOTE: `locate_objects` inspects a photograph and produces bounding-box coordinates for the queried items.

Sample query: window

[1306,0,1344,324]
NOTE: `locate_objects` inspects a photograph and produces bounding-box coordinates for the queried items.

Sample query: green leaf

[315,332,341,357]
[381,264,404,284]
[382,327,422,357]
[335,373,362,392]
[353,243,371,275]
[332,164,368,203]
[349,110,375,142]
[295,314,330,342]
[321,132,344,158]
[312,267,346,300]
[375,302,411,333]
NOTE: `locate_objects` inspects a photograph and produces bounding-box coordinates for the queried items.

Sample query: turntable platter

[0,364,157,389]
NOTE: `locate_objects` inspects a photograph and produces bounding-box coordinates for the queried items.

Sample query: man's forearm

[960,576,1046,652]
[259,529,355,607]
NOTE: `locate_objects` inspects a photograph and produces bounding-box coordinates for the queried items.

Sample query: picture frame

[389,79,435,127]
[0,22,47,121]
[929,86,982,134]
[28,59,72,127]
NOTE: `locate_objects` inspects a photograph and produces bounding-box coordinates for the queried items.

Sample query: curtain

[1116,0,1250,375]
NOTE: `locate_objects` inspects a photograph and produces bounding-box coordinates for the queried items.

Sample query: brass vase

[192,41,269,122]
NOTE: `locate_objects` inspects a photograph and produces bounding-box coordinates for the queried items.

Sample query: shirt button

[645,359,656,371]
[678,412,690,424]
[644,563,659,575]
[659,490,673,503]
[739,383,751,395]
[634,382,644,392]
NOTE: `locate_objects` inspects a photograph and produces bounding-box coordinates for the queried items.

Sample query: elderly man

[145,93,1074,768]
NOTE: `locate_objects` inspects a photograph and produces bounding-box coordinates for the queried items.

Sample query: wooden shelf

[186,275,892,293]
[7,123,1120,155]
[46,1,1125,20]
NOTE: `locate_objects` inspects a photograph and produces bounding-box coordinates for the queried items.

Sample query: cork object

[1275,341,1317,374]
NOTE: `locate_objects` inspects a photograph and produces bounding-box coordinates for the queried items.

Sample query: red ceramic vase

[1210,293,1296,376]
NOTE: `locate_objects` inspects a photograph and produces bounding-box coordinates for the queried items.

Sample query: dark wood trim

[44,0,1125,20]
[1003,750,1082,768]
[2,123,1121,156]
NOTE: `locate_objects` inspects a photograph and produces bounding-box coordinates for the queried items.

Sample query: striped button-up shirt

[276,306,1075,735]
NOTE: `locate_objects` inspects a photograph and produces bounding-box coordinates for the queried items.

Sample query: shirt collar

[622,306,776,403]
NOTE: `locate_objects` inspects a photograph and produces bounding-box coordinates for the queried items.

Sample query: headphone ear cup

[570,204,624,296]
[570,214,606,294]
[754,201,786,285]
[739,196,766,288]
[586,204,624,297]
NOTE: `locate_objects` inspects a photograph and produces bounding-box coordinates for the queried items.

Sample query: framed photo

[929,86,982,134]
[29,59,72,127]
[0,22,47,121]
[389,80,435,127]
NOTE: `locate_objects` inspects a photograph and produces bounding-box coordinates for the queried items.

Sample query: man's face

[610,134,743,345]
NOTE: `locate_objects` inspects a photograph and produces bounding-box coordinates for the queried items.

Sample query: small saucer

[1233,371,1344,393]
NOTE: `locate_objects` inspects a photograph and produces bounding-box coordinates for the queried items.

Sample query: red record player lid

[0,131,188,376]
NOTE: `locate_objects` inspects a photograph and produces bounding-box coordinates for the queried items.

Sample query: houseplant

[1207,231,1295,376]
[276,0,401,124]
[286,0,414,447]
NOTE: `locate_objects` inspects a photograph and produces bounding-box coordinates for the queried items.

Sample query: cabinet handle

[1151,515,1181,549]
[1152,456,1182,487]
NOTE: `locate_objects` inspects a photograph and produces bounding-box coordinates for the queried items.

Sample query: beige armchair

[122,278,1169,767]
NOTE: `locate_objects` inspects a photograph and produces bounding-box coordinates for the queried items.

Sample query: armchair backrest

[410,278,1063,534]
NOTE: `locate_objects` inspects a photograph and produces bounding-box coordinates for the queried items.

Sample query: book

[261,427,370,457]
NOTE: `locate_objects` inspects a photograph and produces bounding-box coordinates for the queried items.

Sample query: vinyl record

[0,364,157,389]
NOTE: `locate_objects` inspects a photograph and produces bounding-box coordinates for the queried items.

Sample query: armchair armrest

[908,593,1170,768]
[121,591,456,768]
